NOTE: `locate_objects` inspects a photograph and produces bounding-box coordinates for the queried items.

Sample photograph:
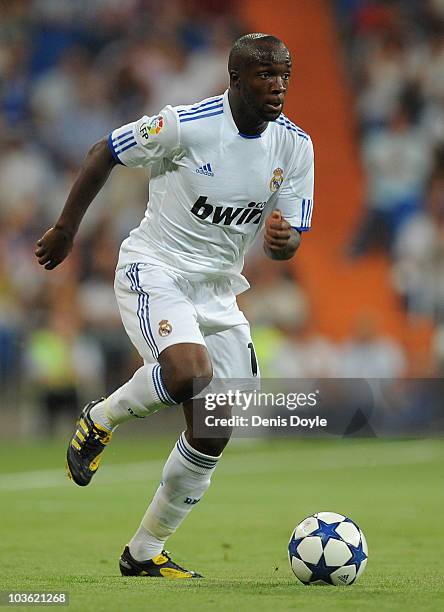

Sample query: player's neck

[228,90,268,136]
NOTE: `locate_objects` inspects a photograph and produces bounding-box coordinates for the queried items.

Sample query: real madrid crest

[158,319,172,337]
[269,167,284,192]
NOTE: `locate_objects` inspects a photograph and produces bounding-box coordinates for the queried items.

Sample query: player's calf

[185,434,231,457]
[183,398,232,456]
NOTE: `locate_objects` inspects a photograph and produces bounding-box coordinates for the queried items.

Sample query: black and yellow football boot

[119,546,202,578]
[66,399,112,486]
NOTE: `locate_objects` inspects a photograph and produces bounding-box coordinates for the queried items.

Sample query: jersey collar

[223,89,268,139]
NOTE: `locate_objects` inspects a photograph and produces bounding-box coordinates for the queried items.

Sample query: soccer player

[35,33,314,578]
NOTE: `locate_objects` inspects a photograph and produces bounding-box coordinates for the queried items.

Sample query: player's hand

[35,226,74,270]
[264,210,292,251]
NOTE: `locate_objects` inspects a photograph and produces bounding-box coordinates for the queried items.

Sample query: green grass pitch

[0,436,443,611]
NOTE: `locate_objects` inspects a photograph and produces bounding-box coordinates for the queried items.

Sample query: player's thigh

[182,325,259,454]
[114,263,206,363]
[204,323,260,383]
[202,322,261,405]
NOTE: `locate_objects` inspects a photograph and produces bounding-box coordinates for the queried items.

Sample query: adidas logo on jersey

[196,163,214,177]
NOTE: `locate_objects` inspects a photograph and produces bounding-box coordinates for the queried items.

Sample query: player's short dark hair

[228,33,287,72]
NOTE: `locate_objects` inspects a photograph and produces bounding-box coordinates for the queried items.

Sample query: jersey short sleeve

[276,136,314,232]
[108,105,180,168]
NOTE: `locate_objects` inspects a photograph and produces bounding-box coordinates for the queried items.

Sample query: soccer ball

[288,512,368,585]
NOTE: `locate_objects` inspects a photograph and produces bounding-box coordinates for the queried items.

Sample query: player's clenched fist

[264,210,292,250]
[263,210,300,260]
[35,226,73,270]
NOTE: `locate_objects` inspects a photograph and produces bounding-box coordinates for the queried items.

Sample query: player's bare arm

[35,139,117,270]
[264,210,301,260]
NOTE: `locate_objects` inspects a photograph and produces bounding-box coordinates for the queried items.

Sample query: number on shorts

[247,342,258,377]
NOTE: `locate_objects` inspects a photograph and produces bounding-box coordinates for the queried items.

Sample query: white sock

[129,432,220,561]
[90,364,175,430]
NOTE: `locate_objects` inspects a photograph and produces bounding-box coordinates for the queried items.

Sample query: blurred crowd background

[0,0,443,437]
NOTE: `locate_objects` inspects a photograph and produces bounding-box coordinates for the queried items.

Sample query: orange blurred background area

[1,0,443,437]
[239,0,443,377]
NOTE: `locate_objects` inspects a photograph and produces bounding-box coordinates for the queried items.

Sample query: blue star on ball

[348,538,367,569]
[309,519,343,546]
[304,553,339,585]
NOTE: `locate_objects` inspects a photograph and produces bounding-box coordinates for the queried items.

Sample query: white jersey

[109,90,314,294]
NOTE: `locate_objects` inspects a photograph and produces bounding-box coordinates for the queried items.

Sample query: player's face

[241,48,292,121]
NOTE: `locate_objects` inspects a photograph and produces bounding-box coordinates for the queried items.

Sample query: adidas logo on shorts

[196,163,214,177]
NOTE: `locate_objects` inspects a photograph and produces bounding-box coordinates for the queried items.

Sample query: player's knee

[172,368,212,402]
[160,349,213,403]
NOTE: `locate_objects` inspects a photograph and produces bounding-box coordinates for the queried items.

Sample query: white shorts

[114,263,260,394]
